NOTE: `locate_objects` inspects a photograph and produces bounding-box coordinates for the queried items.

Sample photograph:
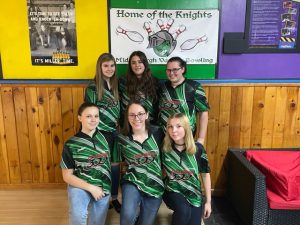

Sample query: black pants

[163,191,203,225]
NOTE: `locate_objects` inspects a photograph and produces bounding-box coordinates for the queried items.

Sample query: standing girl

[119,51,159,127]
[85,53,121,212]
[61,102,112,225]
[113,100,164,225]
[162,113,212,225]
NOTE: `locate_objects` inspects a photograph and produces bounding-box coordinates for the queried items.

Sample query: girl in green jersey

[162,113,212,225]
[84,53,121,213]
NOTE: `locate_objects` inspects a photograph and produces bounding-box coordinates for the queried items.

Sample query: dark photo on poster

[27,0,78,65]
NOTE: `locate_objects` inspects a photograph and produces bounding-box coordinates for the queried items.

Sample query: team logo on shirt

[160,100,180,110]
[87,153,108,168]
[133,152,157,165]
[170,170,192,181]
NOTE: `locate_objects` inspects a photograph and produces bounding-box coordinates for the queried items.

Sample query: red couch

[227,148,300,225]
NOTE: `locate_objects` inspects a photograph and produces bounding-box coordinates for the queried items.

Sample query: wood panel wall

[0,83,299,195]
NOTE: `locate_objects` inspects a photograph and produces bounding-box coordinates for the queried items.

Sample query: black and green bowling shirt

[112,129,164,198]
[85,82,120,132]
[60,129,112,195]
[162,142,211,207]
[158,79,209,132]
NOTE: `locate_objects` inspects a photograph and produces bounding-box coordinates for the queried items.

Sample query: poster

[110,8,219,65]
[248,0,300,51]
[27,0,78,65]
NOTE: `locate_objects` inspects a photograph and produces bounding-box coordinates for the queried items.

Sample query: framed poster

[27,0,78,65]
[245,0,300,52]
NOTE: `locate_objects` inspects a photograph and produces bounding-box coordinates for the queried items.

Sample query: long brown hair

[126,51,157,102]
[163,113,196,155]
[94,53,119,101]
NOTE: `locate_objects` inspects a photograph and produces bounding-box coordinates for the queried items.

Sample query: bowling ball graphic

[147,30,176,57]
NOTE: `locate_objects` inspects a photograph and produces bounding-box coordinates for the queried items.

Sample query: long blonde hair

[163,113,196,155]
[95,53,119,101]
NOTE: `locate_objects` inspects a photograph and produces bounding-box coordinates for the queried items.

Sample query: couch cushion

[245,150,300,201]
[267,189,300,209]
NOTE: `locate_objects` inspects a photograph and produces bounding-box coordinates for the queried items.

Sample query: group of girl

[60,51,212,225]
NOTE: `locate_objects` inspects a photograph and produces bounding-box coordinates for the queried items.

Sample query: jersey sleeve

[84,84,96,103]
[195,142,211,173]
[60,144,75,169]
[195,83,210,112]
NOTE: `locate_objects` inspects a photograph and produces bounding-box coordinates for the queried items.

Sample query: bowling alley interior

[0,0,300,225]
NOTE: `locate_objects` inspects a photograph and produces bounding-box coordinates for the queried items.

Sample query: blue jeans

[120,183,162,225]
[68,185,110,225]
[163,191,203,225]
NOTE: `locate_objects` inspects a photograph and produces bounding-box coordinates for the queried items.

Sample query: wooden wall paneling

[250,87,266,148]
[37,88,55,183]
[202,86,209,147]
[283,87,299,147]
[228,87,243,147]
[214,87,231,192]
[61,88,74,143]
[72,87,84,133]
[295,87,300,146]
[25,87,44,183]
[0,88,10,184]
[206,87,220,188]
[272,87,287,148]
[48,88,64,183]
[239,87,254,147]
[13,87,33,183]
[261,87,277,148]
[1,87,21,183]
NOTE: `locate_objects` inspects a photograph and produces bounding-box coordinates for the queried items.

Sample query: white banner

[110,8,219,64]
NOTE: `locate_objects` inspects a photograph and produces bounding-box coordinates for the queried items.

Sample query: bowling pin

[165,18,174,31]
[157,19,165,30]
[144,22,153,35]
[180,35,208,50]
[172,25,186,40]
[116,26,144,43]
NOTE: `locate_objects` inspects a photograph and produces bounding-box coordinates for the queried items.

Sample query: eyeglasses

[128,112,146,120]
[166,67,182,74]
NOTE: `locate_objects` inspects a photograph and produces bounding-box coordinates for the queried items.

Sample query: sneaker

[111,199,121,213]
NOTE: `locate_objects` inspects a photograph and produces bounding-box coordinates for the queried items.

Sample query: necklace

[174,143,185,146]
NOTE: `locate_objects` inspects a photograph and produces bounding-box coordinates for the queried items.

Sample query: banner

[27,0,78,65]
[110,8,219,65]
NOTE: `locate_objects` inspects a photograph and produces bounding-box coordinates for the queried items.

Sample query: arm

[197,111,208,145]
[200,172,212,219]
[62,168,105,200]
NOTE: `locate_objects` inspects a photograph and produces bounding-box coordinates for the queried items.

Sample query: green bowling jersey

[85,82,120,132]
[158,79,209,132]
[162,142,210,207]
[112,130,164,198]
[60,130,112,195]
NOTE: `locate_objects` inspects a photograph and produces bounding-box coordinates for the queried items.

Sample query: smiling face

[167,117,186,144]
[166,61,185,86]
[127,103,149,132]
[101,60,115,80]
[78,106,99,135]
[130,55,145,79]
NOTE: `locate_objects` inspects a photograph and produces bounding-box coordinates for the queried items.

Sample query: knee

[70,208,88,225]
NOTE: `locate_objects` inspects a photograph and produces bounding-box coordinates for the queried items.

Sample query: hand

[203,202,212,219]
[88,185,105,201]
